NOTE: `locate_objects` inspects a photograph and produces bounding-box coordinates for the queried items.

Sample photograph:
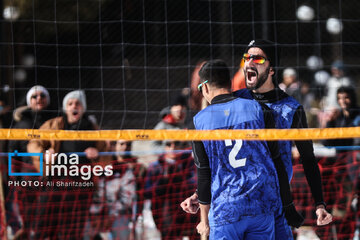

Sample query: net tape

[1,127,360,141]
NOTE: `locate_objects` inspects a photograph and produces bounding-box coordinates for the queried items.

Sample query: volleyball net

[0,131,359,240]
[0,0,360,239]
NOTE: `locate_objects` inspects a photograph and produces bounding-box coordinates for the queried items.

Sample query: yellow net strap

[1,127,360,141]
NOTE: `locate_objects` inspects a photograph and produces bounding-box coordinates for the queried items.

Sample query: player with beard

[194,59,303,239]
[181,40,332,239]
[236,40,332,238]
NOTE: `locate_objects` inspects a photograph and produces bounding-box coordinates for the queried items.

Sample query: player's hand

[316,206,332,226]
[85,147,99,160]
[196,221,210,238]
[180,192,199,214]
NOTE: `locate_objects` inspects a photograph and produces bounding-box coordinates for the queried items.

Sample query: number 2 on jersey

[225,139,246,168]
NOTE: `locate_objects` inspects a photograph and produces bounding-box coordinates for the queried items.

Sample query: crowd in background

[1,85,198,240]
[0,57,359,240]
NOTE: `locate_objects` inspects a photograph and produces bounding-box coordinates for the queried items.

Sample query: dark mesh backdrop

[1,0,360,129]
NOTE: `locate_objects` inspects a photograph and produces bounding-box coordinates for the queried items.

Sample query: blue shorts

[210,214,275,240]
[274,208,293,240]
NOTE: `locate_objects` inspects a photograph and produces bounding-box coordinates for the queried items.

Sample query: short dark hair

[337,86,358,108]
[170,94,187,107]
[198,59,231,89]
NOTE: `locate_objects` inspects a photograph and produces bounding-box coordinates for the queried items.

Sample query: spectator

[279,68,300,98]
[318,86,359,239]
[322,86,360,150]
[153,94,188,149]
[298,81,319,128]
[317,105,340,128]
[323,60,352,109]
[9,85,53,154]
[151,91,197,238]
[145,140,194,240]
[27,90,111,239]
[154,95,187,130]
[86,139,142,240]
[7,85,54,239]
[113,140,146,239]
[279,69,320,128]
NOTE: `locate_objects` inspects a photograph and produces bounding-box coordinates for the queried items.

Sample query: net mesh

[292,151,360,240]
[0,0,360,239]
[3,148,200,239]
[1,148,360,239]
[1,0,360,129]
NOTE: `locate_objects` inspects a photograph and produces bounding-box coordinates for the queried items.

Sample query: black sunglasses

[31,93,46,99]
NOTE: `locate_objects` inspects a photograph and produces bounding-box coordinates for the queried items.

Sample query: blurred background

[0,0,359,129]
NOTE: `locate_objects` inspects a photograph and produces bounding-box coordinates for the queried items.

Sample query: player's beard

[244,67,270,91]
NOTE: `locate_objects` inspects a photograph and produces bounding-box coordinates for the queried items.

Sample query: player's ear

[203,82,210,94]
[202,83,211,104]
[269,67,275,76]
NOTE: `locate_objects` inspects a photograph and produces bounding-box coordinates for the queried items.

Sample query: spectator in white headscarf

[27,89,111,239]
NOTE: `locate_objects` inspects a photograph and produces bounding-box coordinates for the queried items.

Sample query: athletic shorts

[210,214,275,240]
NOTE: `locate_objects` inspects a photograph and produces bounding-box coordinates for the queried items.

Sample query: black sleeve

[292,106,325,206]
[192,141,211,204]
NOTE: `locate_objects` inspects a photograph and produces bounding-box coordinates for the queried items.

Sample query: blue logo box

[8,150,43,176]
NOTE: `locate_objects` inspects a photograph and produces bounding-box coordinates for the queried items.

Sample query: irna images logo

[8,150,113,180]
[8,150,43,176]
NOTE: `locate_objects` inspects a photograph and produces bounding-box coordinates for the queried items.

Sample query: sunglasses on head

[243,53,268,64]
[197,80,209,93]
[31,93,46,99]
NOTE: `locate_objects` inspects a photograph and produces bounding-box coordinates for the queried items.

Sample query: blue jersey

[234,89,300,181]
[194,97,281,227]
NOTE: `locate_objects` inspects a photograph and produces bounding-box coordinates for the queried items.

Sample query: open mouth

[246,69,258,82]
[72,110,79,116]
